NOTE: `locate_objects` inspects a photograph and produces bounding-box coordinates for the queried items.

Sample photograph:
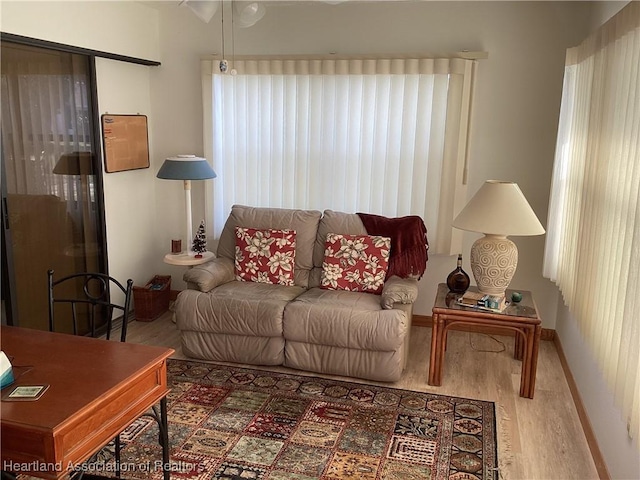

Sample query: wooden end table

[428,283,542,398]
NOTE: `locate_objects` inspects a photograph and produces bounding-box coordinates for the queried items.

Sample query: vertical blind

[201,57,476,254]
[543,2,640,443]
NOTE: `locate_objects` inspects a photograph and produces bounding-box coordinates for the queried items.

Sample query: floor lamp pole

[184,179,192,254]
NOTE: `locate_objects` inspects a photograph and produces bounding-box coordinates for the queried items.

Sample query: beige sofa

[175,205,419,382]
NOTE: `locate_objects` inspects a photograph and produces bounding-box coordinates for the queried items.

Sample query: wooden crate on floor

[133,275,171,321]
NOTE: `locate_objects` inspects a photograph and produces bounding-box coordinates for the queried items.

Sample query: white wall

[0,0,160,62]
[552,3,640,478]
[150,0,592,326]
[95,58,159,290]
[557,305,640,479]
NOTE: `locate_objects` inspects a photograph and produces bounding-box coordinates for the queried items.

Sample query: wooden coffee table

[428,283,542,398]
[1,326,174,479]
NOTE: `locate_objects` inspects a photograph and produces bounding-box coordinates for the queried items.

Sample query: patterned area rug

[89,359,497,479]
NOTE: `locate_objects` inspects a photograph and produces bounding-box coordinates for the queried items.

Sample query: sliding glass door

[1,41,105,331]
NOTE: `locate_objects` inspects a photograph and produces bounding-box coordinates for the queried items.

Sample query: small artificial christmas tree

[192,220,207,258]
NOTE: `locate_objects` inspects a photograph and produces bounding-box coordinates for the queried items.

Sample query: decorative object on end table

[457,291,508,313]
[192,220,207,258]
[452,180,545,296]
[446,253,470,293]
[132,275,172,322]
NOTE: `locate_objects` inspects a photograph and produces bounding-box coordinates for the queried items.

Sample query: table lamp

[157,155,217,255]
[452,180,545,296]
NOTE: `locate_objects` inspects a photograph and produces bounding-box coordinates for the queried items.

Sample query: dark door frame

[1,146,18,326]
[88,55,110,283]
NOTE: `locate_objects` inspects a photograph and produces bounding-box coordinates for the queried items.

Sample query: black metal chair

[48,269,134,478]
[47,270,170,479]
[47,270,133,342]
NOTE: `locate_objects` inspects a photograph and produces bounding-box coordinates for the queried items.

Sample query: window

[201,57,476,254]
[543,2,639,442]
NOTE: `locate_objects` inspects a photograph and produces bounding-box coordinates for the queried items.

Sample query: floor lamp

[157,155,217,255]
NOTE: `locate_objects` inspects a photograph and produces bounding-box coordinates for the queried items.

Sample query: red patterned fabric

[235,227,296,286]
[321,233,391,294]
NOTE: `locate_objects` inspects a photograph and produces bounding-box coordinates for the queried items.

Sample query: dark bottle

[447,254,470,293]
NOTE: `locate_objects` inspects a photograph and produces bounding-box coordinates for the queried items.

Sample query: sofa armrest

[381,275,419,309]
[183,257,235,292]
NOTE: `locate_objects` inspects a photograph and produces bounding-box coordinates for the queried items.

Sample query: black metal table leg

[160,396,170,480]
[115,434,121,478]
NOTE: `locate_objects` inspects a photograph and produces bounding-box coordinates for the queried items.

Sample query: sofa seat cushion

[282,287,408,352]
[181,331,285,366]
[284,343,405,382]
[176,281,305,337]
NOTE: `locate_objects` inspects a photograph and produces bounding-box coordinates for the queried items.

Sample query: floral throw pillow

[321,233,391,294]
[235,227,296,286]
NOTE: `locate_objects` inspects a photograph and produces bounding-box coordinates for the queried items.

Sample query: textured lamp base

[470,234,518,295]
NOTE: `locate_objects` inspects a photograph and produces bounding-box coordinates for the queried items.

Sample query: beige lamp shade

[452,180,545,235]
[452,180,545,295]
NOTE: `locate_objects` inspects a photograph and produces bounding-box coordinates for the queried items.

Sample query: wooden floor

[126,313,599,480]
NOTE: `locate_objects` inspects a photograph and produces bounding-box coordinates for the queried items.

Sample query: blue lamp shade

[157,155,216,180]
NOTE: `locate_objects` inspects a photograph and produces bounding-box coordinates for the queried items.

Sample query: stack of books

[456,291,508,313]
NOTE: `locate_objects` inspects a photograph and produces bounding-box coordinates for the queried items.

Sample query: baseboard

[412,314,555,341]
[553,335,610,480]
[412,314,432,328]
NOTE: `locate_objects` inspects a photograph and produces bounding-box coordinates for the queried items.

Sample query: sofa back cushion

[218,205,322,288]
[309,210,368,288]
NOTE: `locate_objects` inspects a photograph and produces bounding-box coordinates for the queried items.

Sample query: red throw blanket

[357,213,429,279]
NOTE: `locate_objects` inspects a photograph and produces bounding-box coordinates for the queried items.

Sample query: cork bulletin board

[101,114,150,173]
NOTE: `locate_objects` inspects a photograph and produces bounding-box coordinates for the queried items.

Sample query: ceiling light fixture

[181,0,267,27]
[234,1,266,28]
[180,0,219,23]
